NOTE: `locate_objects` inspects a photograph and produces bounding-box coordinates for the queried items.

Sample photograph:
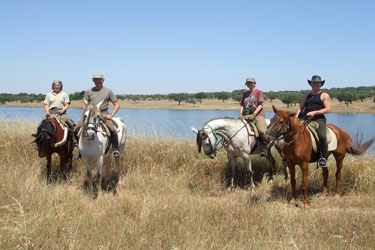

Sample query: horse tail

[346,137,374,155]
[197,130,202,153]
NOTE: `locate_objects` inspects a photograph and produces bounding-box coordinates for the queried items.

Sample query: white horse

[78,103,127,196]
[191,117,286,193]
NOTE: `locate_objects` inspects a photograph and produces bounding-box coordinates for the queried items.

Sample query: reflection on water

[1,106,374,151]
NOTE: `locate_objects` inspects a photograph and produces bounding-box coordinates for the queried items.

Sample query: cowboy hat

[308,75,325,86]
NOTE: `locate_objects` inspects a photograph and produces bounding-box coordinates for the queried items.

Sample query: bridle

[198,122,247,158]
[266,114,291,140]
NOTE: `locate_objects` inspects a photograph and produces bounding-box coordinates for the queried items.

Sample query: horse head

[265,106,296,144]
[33,119,56,157]
[191,123,221,158]
[82,103,102,140]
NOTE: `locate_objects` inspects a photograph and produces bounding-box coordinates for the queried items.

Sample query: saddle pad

[240,119,257,137]
[306,122,337,153]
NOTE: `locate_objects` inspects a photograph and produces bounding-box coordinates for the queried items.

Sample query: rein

[202,122,247,155]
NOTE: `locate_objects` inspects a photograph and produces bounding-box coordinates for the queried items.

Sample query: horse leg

[245,158,256,195]
[59,151,67,182]
[333,154,344,196]
[300,162,309,209]
[95,155,104,193]
[275,142,288,180]
[227,153,236,191]
[322,167,329,196]
[46,154,52,184]
[265,153,275,182]
[82,157,93,193]
[288,163,297,206]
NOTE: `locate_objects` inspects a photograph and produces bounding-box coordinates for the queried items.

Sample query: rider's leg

[106,119,120,159]
[256,115,268,157]
[316,118,328,167]
[66,118,79,147]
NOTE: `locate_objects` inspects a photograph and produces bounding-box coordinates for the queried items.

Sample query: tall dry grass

[1,122,375,249]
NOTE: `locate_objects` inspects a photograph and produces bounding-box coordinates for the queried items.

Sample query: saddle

[305,121,338,153]
[240,119,259,137]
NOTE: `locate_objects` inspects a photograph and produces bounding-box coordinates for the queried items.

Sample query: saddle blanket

[306,121,338,153]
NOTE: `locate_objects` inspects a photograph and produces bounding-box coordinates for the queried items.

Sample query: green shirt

[44,91,70,109]
[83,87,117,112]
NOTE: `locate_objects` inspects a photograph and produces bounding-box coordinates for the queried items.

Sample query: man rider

[295,75,331,168]
[75,73,121,158]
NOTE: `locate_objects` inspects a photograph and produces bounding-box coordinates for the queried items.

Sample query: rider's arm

[107,101,120,119]
[295,95,306,118]
[316,92,331,115]
[59,103,69,114]
[44,104,50,116]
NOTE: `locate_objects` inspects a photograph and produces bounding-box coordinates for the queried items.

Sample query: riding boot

[317,143,328,168]
[259,136,268,157]
[110,134,121,159]
[69,130,78,148]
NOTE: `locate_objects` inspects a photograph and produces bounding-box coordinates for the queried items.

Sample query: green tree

[168,93,190,105]
[216,91,231,102]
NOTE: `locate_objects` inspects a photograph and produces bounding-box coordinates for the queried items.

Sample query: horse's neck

[208,119,242,137]
[286,118,309,141]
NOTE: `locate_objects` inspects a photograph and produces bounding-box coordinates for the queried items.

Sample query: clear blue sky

[1,0,374,95]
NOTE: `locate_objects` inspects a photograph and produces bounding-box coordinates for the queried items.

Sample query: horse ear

[191,127,198,134]
[288,113,296,118]
[272,105,278,113]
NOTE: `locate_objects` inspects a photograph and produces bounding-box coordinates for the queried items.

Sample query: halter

[202,124,223,155]
[200,122,247,156]
[266,114,291,140]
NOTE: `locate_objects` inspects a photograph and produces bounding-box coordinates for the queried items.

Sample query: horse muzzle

[209,152,217,159]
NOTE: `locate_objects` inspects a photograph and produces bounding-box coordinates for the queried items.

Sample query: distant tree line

[1,86,374,107]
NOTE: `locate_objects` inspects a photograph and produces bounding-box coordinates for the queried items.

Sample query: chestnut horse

[33,117,74,182]
[265,106,374,209]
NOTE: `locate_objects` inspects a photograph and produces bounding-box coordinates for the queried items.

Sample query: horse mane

[34,119,56,147]
[206,117,238,124]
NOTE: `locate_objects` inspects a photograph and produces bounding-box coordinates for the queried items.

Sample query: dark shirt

[299,92,325,120]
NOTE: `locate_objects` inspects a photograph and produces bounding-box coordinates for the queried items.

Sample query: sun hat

[92,73,104,79]
[245,77,256,85]
[308,75,325,86]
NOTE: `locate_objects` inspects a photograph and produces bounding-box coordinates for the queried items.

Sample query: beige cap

[245,77,256,84]
[92,73,104,79]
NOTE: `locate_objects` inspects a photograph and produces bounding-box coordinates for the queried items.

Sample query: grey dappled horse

[192,117,286,193]
[78,103,127,196]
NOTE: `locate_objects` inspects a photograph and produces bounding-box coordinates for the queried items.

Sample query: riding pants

[315,117,328,159]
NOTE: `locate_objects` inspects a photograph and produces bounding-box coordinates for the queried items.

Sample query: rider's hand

[46,112,50,117]
[248,114,256,120]
[58,109,64,114]
[306,111,315,117]
[238,114,243,119]
[106,114,114,120]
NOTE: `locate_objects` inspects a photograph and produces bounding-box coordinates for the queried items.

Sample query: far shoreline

[1,98,375,114]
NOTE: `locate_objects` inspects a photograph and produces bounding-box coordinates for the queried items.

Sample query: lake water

[1,106,375,151]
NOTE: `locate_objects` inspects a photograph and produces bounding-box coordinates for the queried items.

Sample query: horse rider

[43,80,78,146]
[295,75,331,168]
[74,73,121,159]
[239,77,268,157]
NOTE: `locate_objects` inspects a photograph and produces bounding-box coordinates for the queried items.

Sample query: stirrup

[113,150,121,159]
[73,141,79,148]
[260,150,268,157]
[317,158,327,168]
[74,152,81,160]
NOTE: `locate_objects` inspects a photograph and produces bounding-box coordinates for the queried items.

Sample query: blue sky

[1,0,374,95]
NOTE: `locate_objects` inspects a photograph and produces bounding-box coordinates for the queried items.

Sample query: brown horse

[265,106,374,209]
[33,117,74,182]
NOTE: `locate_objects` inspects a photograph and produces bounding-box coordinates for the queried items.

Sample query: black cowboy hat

[308,75,325,86]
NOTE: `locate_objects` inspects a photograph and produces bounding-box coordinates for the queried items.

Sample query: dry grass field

[3,97,375,114]
[1,122,375,249]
